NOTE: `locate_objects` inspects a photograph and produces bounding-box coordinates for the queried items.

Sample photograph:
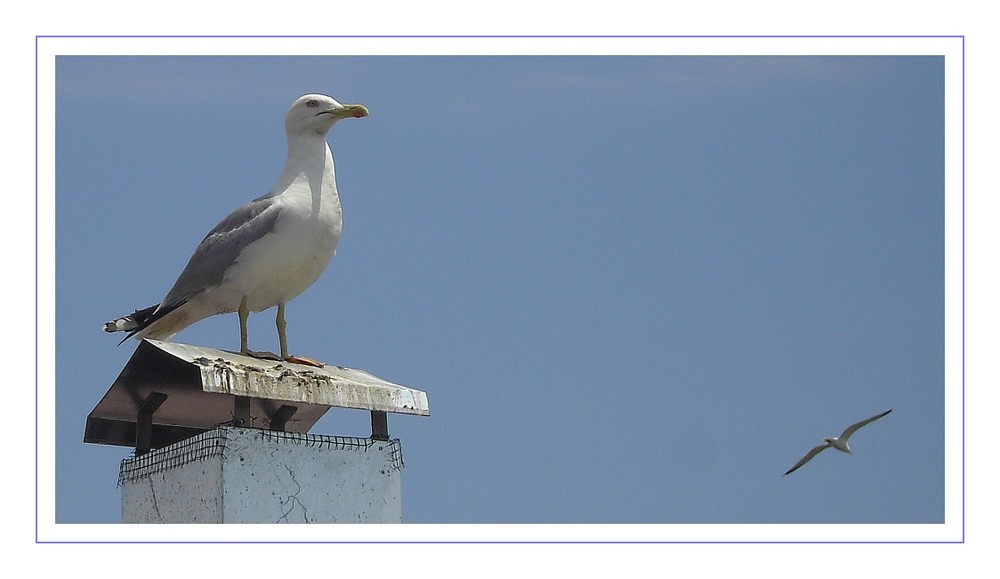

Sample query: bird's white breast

[217,177,342,312]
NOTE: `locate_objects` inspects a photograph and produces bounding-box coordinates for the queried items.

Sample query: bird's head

[285,93,369,136]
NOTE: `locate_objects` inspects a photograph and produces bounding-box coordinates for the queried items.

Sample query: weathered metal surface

[85,339,429,449]
[165,341,430,416]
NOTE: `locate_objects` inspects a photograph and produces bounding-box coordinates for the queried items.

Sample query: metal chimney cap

[85,339,429,449]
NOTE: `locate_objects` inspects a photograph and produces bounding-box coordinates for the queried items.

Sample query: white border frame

[36,35,963,544]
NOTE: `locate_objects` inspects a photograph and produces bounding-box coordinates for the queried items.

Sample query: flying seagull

[104,93,369,363]
[783,409,892,476]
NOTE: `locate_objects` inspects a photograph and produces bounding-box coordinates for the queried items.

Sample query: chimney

[85,339,429,523]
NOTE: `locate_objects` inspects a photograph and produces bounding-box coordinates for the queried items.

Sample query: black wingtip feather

[110,302,186,346]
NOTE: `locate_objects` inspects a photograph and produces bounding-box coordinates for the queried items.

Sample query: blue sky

[49,47,955,535]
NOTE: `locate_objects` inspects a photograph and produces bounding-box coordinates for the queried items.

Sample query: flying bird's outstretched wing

[783,443,830,476]
[839,408,892,441]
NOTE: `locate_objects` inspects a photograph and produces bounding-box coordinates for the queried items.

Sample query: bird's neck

[274,132,338,204]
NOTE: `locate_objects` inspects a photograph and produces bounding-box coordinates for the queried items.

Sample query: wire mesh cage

[118,427,403,486]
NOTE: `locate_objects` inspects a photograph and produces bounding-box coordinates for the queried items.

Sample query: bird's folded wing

[157,194,283,310]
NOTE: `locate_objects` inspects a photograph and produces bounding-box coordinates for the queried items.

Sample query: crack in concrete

[276,465,309,523]
[147,476,162,522]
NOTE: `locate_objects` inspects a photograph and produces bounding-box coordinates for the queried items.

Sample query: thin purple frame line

[35,34,41,546]
[35,34,964,38]
[36,35,962,543]
[960,35,966,544]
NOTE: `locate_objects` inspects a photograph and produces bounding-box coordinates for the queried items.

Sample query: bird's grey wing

[157,194,283,312]
[839,409,892,441]
[783,444,829,476]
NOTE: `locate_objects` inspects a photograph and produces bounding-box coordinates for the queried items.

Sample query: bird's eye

[306,99,318,108]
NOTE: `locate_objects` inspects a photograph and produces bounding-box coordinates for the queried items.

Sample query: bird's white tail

[103,315,139,333]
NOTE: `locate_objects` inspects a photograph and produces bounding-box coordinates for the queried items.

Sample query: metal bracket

[233,395,251,427]
[269,404,298,431]
[371,410,389,441]
[136,392,168,455]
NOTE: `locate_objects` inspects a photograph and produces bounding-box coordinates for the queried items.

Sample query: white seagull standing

[783,409,892,476]
[104,93,369,363]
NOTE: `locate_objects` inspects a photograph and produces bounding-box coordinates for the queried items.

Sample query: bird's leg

[276,303,288,359]
[275,303,324,368]
[239,295,250,355]
[235,298,293,362]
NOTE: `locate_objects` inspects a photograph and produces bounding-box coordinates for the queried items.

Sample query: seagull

[104,93,369,363]
[783,409,892,476]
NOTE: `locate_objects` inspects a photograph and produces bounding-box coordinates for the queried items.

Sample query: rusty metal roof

[85,339,429,450]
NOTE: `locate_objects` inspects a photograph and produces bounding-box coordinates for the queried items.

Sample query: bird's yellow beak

[336,104,369,119]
